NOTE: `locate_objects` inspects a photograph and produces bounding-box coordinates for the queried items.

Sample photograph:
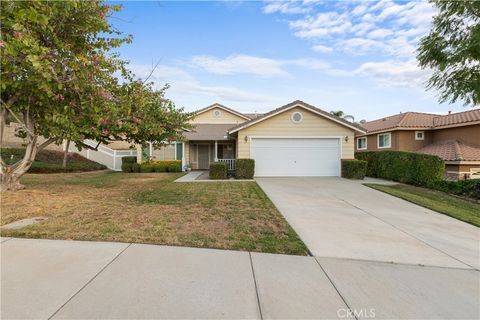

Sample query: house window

[357,137,367,150]
[415,131,424,140]
[378,133,391,149]
[218,143,234,159]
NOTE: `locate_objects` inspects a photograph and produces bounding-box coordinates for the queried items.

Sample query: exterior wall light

[244,135,248,143]
[345,135,349,142]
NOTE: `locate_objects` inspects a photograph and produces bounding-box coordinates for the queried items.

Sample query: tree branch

[0,106,6,147]
[37,137,59,151]
[142,60,161,84]
[0,99,35,138]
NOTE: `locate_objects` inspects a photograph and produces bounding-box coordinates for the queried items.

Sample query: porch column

[214,140,218,162]
[181,142,186,171]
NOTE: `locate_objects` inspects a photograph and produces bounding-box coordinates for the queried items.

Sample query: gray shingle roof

[183,124,234,141]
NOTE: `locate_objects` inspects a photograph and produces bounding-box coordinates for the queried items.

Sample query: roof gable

[194,103,250,121]
[228,100,366,134]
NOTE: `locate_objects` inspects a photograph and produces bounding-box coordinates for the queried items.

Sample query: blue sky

[110,0,467,121]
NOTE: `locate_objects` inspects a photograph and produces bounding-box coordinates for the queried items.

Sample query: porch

[188,140,236,171]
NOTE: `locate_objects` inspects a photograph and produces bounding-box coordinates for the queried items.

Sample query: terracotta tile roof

[360,109,480,134]
[361,112,436,133]
[183,124,233,141]
[228,100,366,133]
[433,109,480,127]
[417,140,480,161]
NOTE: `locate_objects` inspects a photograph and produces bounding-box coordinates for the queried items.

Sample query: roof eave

[228,101,366,134]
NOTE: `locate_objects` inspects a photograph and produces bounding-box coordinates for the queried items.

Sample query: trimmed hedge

[121,156,137,164]
[342,160,367,179]
[236,159,255,179]
[153,162,168,172]
[133,160,182,173]
[209,162,227,180]
[140,163,154,173]
[430,179,480,200]
[121,162,133,173]
[355,151,444,186]
[132,163,141,172]
[167,162,182,172]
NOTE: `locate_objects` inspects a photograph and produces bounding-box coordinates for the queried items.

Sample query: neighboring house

[139,100,366,177]
[355,109,480,179]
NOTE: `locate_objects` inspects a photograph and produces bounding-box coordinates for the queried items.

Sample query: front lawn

[1,171,308,255]
[365,183,480,227]
[1,148,106,173]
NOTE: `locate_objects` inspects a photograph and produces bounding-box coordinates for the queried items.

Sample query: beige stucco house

[139,100,366,177]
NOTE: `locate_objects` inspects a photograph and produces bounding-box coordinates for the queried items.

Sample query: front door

[198,144,210,169]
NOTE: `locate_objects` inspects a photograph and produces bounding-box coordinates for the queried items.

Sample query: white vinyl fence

[71,140,136,171]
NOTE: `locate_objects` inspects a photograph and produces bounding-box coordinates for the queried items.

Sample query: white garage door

[251,138,340,177]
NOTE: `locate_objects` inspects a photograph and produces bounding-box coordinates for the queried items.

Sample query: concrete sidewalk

[2,237,479,319]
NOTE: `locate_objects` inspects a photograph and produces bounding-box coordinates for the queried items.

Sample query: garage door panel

[251,138,340,177]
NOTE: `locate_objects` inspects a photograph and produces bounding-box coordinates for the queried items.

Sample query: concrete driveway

[256,177,480,269]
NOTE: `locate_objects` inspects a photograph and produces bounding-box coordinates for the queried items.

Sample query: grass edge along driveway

[365,183,480,227]
[1,171,308,255]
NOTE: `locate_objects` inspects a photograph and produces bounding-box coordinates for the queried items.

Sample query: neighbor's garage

[251,138,341,177]
[230,101,365,177]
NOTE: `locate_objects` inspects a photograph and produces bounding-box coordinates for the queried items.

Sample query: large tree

[0,1,191,191]
[417,0,480,106]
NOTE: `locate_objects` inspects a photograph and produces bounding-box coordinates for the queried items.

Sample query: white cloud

[188,54,332,77]
[354,59,431,87]
[312,44,333,53]
[351,3,368,17]
[337,38,386,55]
[189,54,288,77]
[263,1,311,14]
[271,0,437,60]
[367,28,393,39]
[290,11,352,39]
[286,58,330,70]
[129,63,276,104]
[172,82,276,103]
[351,22,375,35]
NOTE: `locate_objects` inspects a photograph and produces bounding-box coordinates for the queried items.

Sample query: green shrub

[167,162,182,172]
[153,162,168,172]
[148,160,182,172]
[236,159,255,179]
[342,160,367,179]
[121,162,133,173]
[140,162,155,173]
[355,151,444,187]
[132,163,141,172]
[121,156,137,164]
[430,179,480,200]
[210,162,227,179]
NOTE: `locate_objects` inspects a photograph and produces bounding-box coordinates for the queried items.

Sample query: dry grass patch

[1,171,307,255]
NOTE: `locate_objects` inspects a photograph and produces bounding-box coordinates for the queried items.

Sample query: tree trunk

[0,136,38,192]
[63,140,70,169]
